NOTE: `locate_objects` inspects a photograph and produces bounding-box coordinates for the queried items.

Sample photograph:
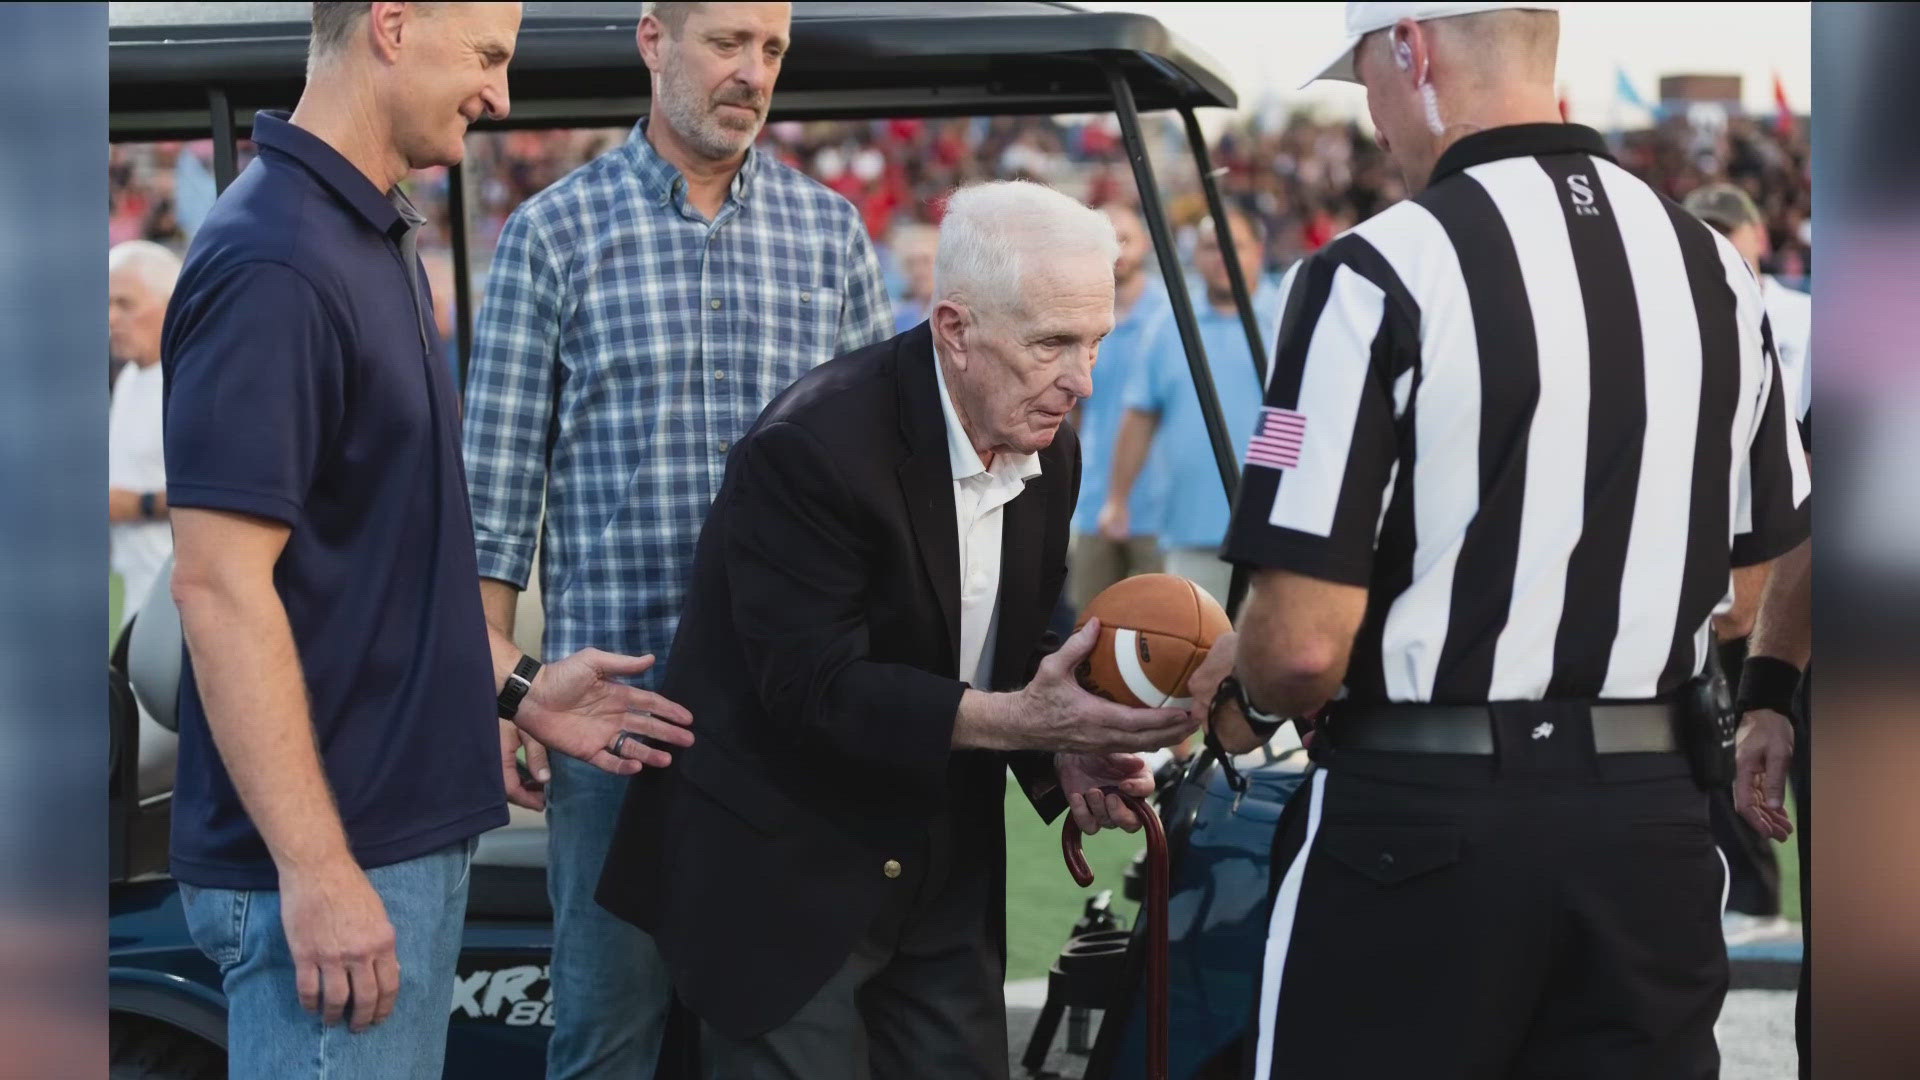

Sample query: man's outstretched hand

[511,649,694,778]
[1058,751,1155,835]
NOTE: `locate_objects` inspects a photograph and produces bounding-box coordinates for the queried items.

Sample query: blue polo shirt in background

[162,111,507,889]
[1124,276,1281,552]
[1073,283,1172,539]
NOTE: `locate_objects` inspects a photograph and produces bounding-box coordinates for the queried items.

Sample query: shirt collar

[251,111,406,239]
[1428,123,1614,188]
[391,186,426,232]
[931,344,1042,485]
[623,117,764,208]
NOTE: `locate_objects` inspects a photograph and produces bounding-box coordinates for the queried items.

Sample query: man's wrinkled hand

[512,649,694,777]
[1733,708,1795,841]
[1058,751,1154,835]
[1017,619,1197,753]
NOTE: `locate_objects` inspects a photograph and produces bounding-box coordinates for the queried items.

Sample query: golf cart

[107,4,1300,1077]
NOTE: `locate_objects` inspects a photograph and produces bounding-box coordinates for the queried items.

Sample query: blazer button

[883,859,902,879]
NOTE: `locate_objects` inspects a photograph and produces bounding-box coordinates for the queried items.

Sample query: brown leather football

[1073,574,1232,708]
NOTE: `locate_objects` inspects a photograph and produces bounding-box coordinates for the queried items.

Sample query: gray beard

[659,62,762,161]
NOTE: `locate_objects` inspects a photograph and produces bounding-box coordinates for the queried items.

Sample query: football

[1073,574,1232,708]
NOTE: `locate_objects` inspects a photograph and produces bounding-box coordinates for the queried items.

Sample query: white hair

[934,181,1119,319]
[108,240,182,301]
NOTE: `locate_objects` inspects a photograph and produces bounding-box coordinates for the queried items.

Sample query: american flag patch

[1245,406,1307,471]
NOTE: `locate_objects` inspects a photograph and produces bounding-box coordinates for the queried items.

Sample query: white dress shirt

[109,360,172,627]
[933,349,1043,689]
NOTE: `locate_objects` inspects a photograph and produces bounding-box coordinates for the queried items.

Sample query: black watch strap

[139,492,157,520]
[497,655,542,720]
[1206,675,1288,796]
[1204,723,1249,795]
[1219,674,1287,739]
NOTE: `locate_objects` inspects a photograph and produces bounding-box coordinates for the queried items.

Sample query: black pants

[700,814,1007,1080]
[1251,706,1728,1080]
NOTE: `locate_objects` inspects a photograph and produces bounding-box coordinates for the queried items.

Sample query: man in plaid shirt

[461,4,890,1076]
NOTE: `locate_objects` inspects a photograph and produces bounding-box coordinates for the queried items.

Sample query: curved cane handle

[1058,788,1163,886]
[1061,813,1097,886]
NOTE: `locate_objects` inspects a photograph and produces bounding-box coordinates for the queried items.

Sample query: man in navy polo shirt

[162,5,693,1077]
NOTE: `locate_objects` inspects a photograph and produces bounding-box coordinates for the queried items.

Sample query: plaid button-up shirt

[462,121,892,685]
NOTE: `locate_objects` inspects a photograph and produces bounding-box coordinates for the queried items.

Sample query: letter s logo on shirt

[1567,174,1600,217]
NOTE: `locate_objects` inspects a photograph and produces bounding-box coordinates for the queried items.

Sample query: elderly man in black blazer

[597,180,1197,1078]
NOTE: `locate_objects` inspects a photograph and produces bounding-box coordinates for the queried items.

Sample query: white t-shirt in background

[1761,274,1812,422]
[109,360,171,627]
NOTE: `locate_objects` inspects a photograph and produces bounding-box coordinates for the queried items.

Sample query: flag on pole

[1614,67,1650,114]
[1773,72,1796,136]
[1609,67,1655,135]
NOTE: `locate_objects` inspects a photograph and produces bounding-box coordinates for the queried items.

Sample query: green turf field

[109,571,124,646]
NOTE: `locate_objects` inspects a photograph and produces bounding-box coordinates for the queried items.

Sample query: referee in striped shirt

[1185,3,1811,1076]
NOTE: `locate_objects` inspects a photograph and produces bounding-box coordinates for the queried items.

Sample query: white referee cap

[1304,1,1562,87]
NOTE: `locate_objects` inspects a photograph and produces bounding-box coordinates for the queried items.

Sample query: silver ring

[608,730,639,759]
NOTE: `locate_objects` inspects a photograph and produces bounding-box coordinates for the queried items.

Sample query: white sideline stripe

[1113,628,1184,708]
[1003,978,1050,1009]
[1253,769,1328,1077]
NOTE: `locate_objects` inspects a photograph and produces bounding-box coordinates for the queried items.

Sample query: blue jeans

[547,753,673,1078]
[179,839,475,1079]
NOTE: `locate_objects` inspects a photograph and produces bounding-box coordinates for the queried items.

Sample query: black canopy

[109,1,1238,140]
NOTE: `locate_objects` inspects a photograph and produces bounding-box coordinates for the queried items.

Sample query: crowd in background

[110,103,1814,342]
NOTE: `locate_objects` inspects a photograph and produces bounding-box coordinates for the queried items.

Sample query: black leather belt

[1326,701,1681,755]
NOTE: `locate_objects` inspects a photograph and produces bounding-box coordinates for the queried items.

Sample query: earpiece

[1395,28,1443,135]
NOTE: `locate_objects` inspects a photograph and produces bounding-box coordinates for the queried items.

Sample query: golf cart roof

[108,1,1239,140]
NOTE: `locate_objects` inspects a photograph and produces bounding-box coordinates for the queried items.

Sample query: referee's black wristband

[1735,655,1802,719]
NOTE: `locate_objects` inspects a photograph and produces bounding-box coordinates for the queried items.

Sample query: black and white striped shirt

[1223,124,1812,705]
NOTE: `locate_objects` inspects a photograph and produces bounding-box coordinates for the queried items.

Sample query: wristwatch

[139,492,157,520]
[497,655,542,720]
[1213,674,1288,740]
